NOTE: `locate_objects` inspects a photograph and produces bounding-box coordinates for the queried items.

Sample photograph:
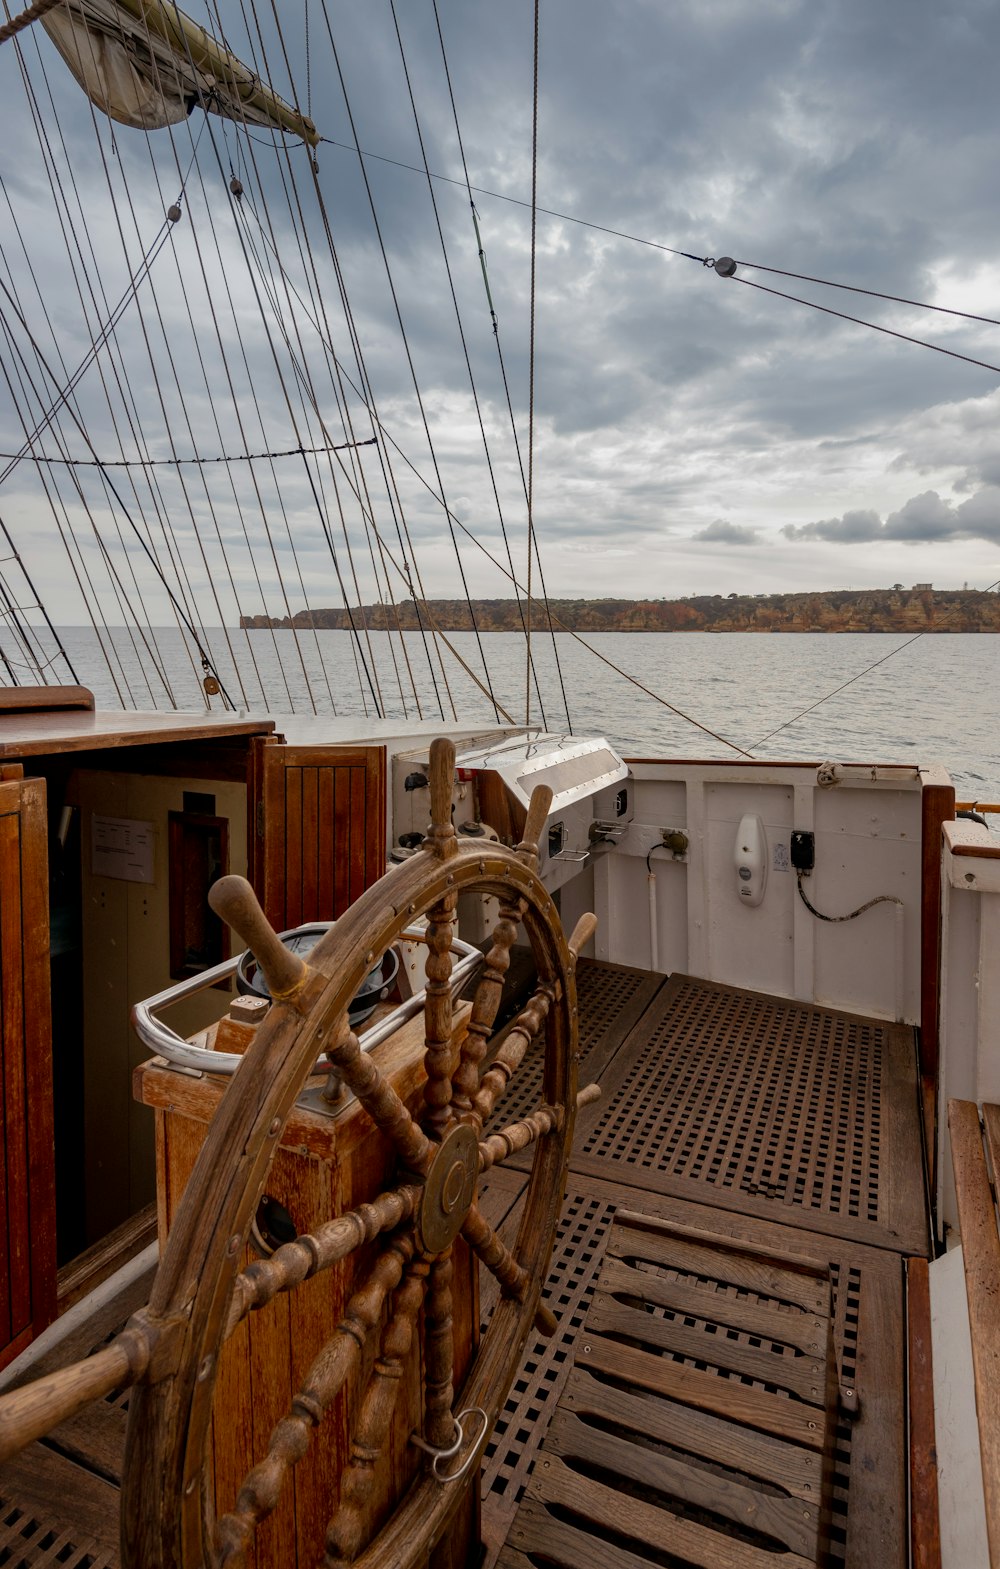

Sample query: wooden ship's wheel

[0,739,596,1568]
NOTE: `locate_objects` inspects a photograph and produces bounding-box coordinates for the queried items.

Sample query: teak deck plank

[948,1098,1000,1566]
[585,1291,828,1402]
[521,1452,815,1569]
[598,1252,829,1356]
[561,1366,823,1504]
[545,1407,821,1560]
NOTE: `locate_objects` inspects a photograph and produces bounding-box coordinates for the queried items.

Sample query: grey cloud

[782,509,882,542]
[692,519,760,544]
[783,489,1000,544]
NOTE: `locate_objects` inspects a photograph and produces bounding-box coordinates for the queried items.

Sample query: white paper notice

[91,815,155,884]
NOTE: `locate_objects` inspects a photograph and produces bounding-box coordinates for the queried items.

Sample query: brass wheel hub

[418,1122,480,1254]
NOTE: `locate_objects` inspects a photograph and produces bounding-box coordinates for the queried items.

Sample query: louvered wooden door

[249,738,387,929]
[0,774,56,1372]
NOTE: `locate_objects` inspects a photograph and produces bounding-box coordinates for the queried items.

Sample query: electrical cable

[796,872,901,923]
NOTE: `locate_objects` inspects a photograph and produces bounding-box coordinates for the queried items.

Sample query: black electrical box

[790,830,815,872]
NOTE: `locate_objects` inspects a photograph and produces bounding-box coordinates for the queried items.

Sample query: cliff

[239,587,1000,634]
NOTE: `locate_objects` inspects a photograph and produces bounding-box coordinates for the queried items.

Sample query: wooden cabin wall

[75,769,247,1244]
[0,774,56,1371]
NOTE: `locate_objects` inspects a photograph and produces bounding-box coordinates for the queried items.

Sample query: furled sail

[40,0,318,142]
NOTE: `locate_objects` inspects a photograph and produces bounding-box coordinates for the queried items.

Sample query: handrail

[131,925,483,1076]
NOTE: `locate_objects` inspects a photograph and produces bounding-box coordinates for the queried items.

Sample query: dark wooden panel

[0,777,55,1372]
[254,742,387,930]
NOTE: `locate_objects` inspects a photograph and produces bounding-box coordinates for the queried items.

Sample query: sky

[1,0,1000,624]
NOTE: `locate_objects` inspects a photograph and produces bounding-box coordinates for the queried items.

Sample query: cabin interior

[0,684,998,1568]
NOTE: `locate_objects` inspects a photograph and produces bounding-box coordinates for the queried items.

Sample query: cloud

[783,488,1000,544]
[782,508,882,542]
[691,519,760,544]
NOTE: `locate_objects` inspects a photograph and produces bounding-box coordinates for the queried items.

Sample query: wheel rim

[121,741,587,1569]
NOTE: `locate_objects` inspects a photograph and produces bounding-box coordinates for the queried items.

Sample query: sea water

[47,627,1000,803]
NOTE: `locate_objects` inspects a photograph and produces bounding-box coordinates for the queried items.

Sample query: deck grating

[567,969,927,1255]
[0,961,917,1567]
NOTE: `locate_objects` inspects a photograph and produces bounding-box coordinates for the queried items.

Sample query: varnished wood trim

[951,842,1000,860]
[0,685,94,713]
[56,1203,158,1314]
[906,1256,941,1569]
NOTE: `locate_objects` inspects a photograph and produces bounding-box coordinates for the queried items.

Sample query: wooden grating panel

[500,1209,841,1569]
[488,1177,903,1569]
[573,972,926,1253]
[0,1505,115,1569]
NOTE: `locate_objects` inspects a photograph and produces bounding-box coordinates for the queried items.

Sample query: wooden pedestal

[134,1003,478,1569]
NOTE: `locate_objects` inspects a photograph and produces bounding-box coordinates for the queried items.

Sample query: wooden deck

[0,960,928,1568]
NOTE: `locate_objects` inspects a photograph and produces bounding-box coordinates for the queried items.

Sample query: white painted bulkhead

[579,760,926,1027]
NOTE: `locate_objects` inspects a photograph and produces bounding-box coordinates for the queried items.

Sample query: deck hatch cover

[581,973,886,1224]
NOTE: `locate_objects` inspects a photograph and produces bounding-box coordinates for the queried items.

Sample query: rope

[0,0,63,47]
[526,0,539,727]
[2,436,378,467]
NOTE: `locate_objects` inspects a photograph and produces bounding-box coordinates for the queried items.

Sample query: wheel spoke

[322,1258,429,1569]
[214,1232,415,1565]
[474,983,555,1124]
[224,1184,422,1339]
[478,1103,564,1175]
[326,1020,433,1173]
[422,891,458,1138]
[423,1250,456,1451]
[451,897,522,1121]
[462,1203,530,1301]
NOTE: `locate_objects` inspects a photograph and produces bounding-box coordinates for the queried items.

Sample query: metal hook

[432,1407,489,1484]
[410,1407,489,1484]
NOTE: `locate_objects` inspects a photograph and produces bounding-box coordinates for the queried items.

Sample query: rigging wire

[723,272,1000,378]
[432,0,572,732]
[525,0,540,727]
[227,184,380,715]
[210,0,405,715]
[317,134,1000,336]
[316,1,499,723]
[8,36,226,704]
[230,177,527,722]
[0,274,235,706]
[281,13,453,721]
[731,257,1000,329]
[0,437,378,467]
[430,2,548,726]
[749,575,1000,752]
[391,0,548,728]
[18,41,212,702]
